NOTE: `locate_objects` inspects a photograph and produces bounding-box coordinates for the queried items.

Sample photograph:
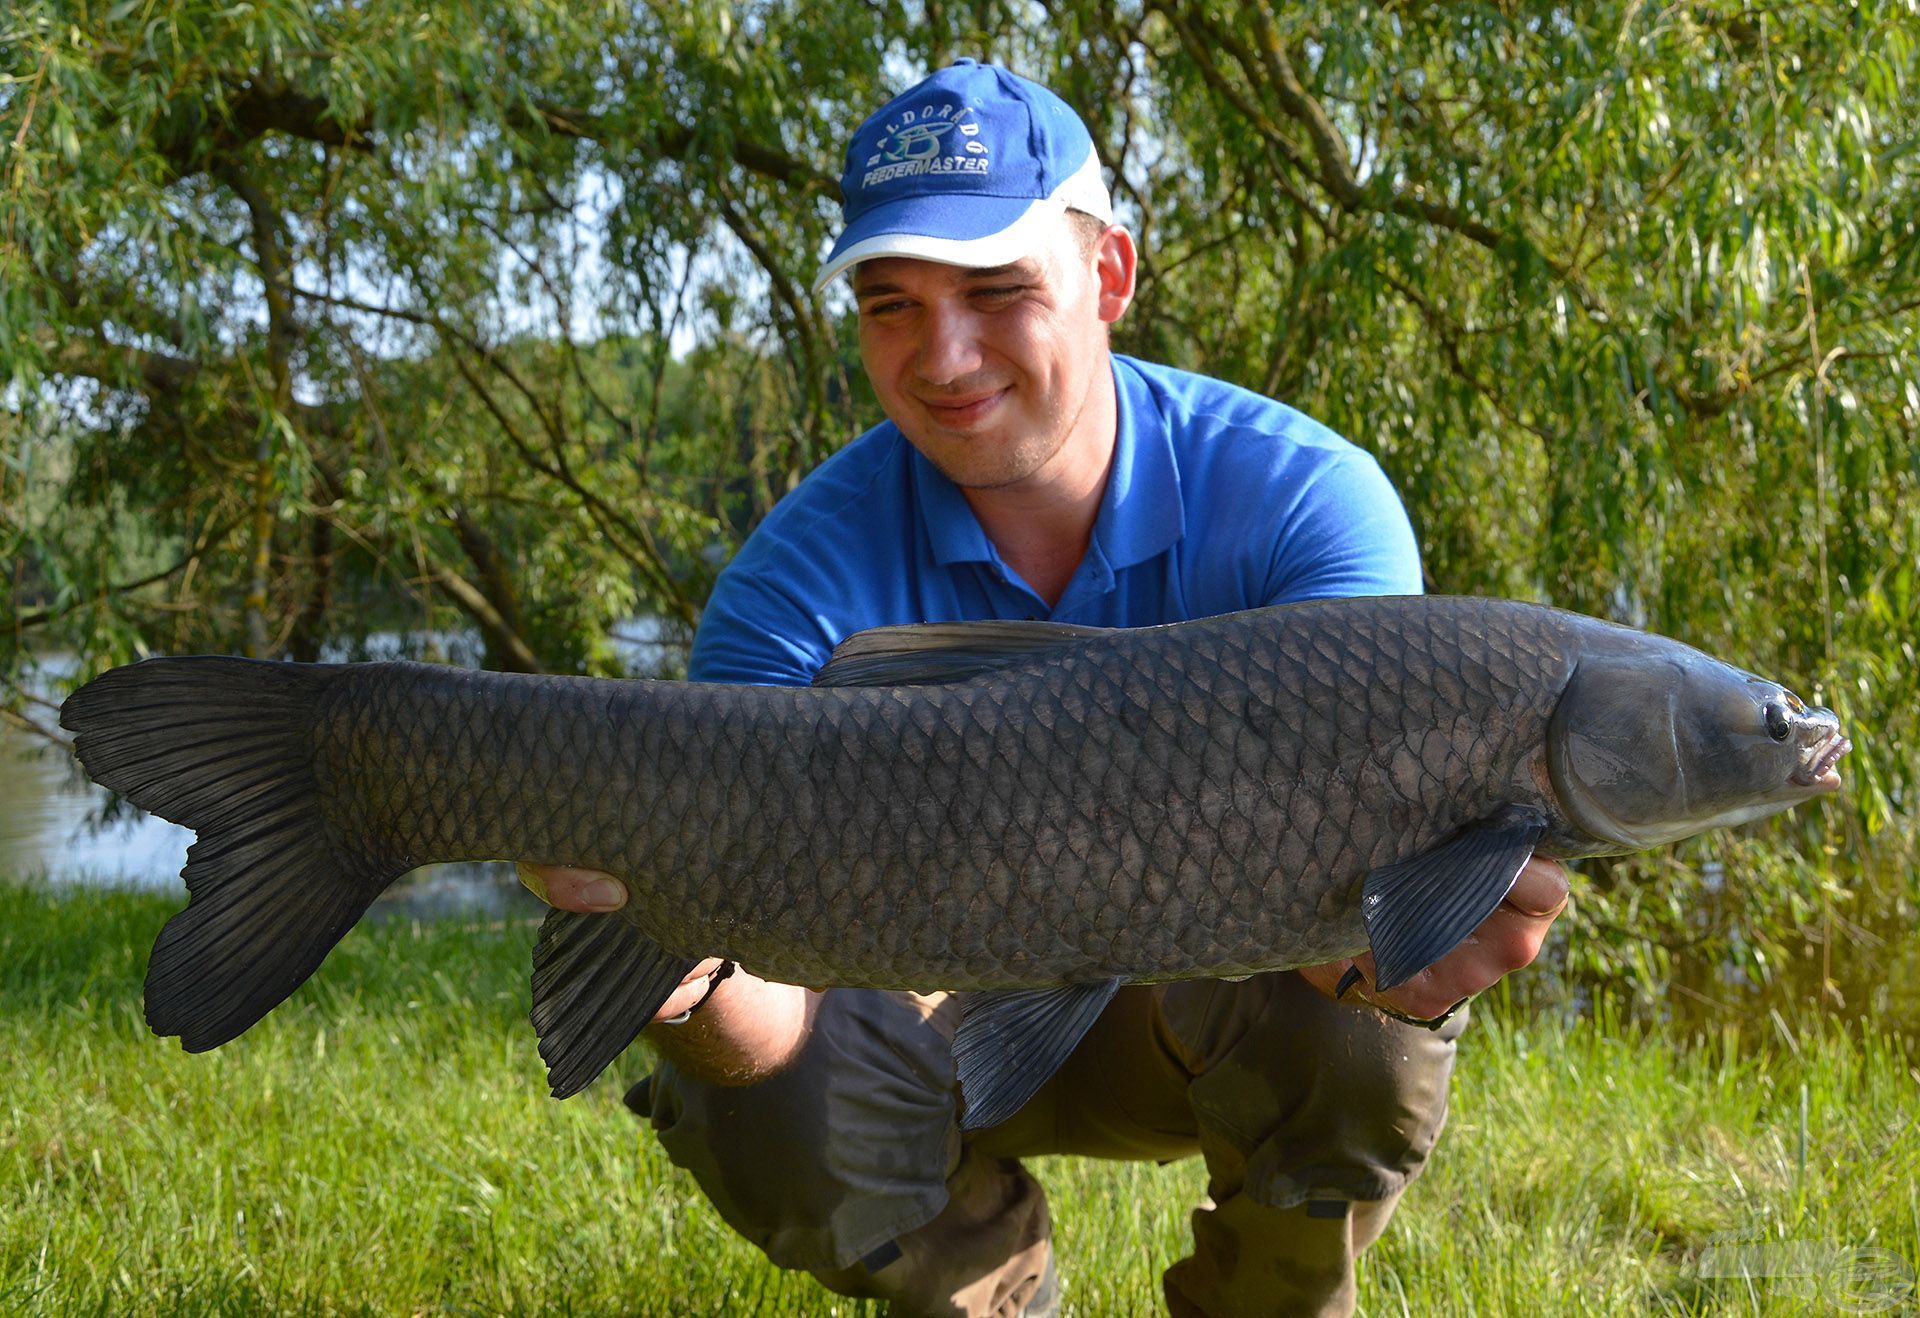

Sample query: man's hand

[1297,856,1571,1020]
[518,864,726,1020]
[517,862,629,912]
[515,863,813,1080]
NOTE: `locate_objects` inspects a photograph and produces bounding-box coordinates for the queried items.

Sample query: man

[527,60,1568,1316]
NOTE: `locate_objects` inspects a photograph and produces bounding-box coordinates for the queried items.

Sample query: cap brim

[812,191,1066,294]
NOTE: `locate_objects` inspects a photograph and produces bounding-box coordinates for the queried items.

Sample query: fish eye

[1764,702,1791,742]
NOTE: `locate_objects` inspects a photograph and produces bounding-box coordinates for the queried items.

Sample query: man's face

[852,215,1134,490]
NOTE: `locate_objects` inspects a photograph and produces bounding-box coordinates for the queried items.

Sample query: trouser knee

[642,988,960,1275]
[1156,972,1463,1316]
[1159,969,1463,1209]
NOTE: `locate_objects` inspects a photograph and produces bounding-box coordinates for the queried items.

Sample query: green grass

[2,882,1915,1315]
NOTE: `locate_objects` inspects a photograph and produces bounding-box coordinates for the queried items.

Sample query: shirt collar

[912,437,995,566]
[909,355,1185,571]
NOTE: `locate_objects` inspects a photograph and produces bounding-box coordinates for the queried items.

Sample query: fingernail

[515,863,549,903]
[579,878,627,911]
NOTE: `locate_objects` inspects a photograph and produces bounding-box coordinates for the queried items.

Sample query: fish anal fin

[531,910,699,1098]
[953,979,1123,1132]
[1363,805,1550,991]
[812,620,1112,688]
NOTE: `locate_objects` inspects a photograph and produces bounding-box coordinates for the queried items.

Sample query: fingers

[1321,858,1575,1020]
[516,863,628,913]
[1398,860,1571,1009]
[1505,856,1571,918]
[650,957,731,1023]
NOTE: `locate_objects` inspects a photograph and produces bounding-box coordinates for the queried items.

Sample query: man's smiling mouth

[920,387,1011,424]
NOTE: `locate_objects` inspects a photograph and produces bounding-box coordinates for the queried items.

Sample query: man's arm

[522,564,843,1085]
[517,863,814,1085]
[1257,446,1572,1018]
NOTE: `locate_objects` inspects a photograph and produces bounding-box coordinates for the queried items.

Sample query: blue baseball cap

[813,60,1114,293]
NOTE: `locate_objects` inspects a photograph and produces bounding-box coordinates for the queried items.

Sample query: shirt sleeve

[686,566,834,687]
[1262,449,1424,605]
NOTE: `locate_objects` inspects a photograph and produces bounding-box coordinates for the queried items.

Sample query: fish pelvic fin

[1362,804,1550,992]
[59,656,406,1051]
[530,910,698,1098]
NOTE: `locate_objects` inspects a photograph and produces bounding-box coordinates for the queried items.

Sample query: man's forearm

[644,971,819,1086]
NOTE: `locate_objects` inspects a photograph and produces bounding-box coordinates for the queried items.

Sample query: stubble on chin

[906,360,1105,491]
[916,434,1056,491]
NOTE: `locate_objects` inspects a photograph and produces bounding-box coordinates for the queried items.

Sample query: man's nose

[914,304,985,386]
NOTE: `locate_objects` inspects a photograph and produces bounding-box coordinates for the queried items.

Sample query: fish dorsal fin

[812,619,1112,689]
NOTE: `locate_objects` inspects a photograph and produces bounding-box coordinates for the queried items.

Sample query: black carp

[58,596,1849,1127]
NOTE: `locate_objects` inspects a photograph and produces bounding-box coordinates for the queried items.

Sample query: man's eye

[974,285,1025,302]
[861,300,911,316]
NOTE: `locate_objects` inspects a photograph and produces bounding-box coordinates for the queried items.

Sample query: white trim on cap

[812,150,1114,294]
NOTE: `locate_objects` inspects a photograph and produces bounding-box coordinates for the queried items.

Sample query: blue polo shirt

[689,355,1421,685]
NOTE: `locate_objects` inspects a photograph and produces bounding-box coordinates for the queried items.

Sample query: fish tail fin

[59,656,408,1051]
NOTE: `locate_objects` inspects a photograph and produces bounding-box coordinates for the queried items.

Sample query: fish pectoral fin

[530,910,699,1099]
[812,619,1112,688]
[952,979,1124,1133]
[1362,805,1551,992]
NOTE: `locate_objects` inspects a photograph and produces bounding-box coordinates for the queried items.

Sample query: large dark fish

[59,596,1849,1127]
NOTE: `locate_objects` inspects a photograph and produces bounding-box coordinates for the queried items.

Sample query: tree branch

[427,563,546,675]
[1244,3,1509,250]
[1378,266,1562,448]
[215,158,298,658]
[151,78,374,177]
[2,516,242,632]
[525,100,841,199]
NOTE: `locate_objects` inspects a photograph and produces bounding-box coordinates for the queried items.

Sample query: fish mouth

[1790,731,1851,790]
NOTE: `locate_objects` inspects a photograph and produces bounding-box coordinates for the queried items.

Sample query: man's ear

[1094,225,1138,324]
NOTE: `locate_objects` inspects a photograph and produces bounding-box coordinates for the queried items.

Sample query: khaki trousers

[639,971,1463,1317]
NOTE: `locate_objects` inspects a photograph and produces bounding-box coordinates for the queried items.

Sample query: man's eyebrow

[853,260,1042,298]
[960,261,1039,280]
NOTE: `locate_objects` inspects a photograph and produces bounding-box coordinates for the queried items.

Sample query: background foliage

[3,0,1915,1013]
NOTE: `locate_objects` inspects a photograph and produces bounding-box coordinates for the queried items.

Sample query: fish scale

[59,594,1848,1110]
[291,597,1556,987]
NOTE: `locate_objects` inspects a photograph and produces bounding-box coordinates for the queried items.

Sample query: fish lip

[1790,732,1851,790]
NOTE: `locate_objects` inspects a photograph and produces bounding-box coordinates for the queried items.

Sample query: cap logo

[861,101,990,188]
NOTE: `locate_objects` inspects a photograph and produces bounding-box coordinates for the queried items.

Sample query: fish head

[1546,646,1851,849]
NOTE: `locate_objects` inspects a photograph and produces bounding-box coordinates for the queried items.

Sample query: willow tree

[2,0,880,680]
[4,0,1915,1004]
